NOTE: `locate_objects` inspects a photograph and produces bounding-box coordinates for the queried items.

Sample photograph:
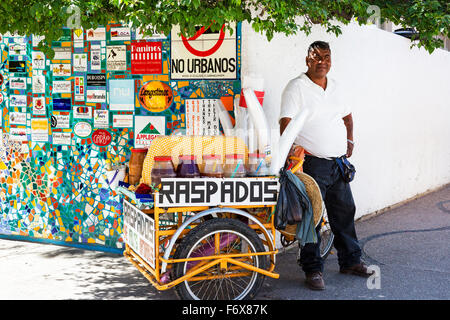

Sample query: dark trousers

[299,155,362,273]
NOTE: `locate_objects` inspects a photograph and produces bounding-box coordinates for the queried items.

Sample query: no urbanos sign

[171,23,237,80]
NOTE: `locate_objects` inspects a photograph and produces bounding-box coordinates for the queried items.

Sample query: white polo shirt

[280,72,351,159]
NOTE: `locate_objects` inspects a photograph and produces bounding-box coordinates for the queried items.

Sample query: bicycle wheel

[172,218,268,300]
[319,209,334,259]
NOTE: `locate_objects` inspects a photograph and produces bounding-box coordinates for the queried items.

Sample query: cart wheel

[172,218,268,300]
[319,209,334,259]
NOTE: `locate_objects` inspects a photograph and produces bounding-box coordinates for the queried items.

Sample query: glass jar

[201,154,224,178]
[246,153,269,176]
[151,156,176,188]
[176,155,201,178]
[223,154,246,178]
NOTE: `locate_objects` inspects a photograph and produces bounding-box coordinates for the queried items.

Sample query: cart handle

[287,156,304,174]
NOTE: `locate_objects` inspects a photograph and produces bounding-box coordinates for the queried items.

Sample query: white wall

[241,20,450,219]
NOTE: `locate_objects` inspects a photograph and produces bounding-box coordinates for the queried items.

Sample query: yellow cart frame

[122,156,304,296]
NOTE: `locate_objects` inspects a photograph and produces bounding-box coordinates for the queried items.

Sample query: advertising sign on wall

[170,23,237,80]
[73,53,88,72]
[107,45,127,71]
[92,129,112,147]
[138,81,173,113]
[74,76,85,101]
[86,28,106,41]
[52,131,72,145]
[51,114,70,128]
[109,79,135,111]
[93,110,109,128]
[32,51,46,70]
[86,89,106,103]
[134,116,165,148]
[131,42,162,74]
[74,121,92,138]
[86,74,106,87]
[31,118,49,142]
[90,45,102,71]
[32,96,46,115]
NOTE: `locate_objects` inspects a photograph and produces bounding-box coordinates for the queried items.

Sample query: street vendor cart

[120,136,332,300]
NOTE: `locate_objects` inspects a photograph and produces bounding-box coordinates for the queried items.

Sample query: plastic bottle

[151,156,176,188]
[201,154,224,178]
[176,155,201,178]
[246,153,269,176]
[223,154,246,178]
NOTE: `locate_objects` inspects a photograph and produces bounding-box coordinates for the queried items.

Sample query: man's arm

[343,113,354,158]
[279,117,291,135]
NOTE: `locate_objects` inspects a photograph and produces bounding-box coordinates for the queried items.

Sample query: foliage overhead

[0,0,448,56]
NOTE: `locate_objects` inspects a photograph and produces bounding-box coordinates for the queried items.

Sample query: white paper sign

[74,121,92,138]
[94,110,109,128]
[185,99,220,136]
[31,118,49,142]
[53,47,72,60]
[32,97,46,115]
[106,45,127,71]
[32,51,46,69]
[112,114,133,128]
[53,80,72,93]
[9,112,27,125]
[52,63,71,77]
[10,127,28,141]
[73,106,92,119]
[73,53,87,72]
[52,131,72,145]
[90,45,102,71]
[51,114,70,129]
[32,76,45,94]
[110,27,131,41]
[86,28,106,41]
[86,89,106,103]
[10,95,27,107]
[10,77,27,90]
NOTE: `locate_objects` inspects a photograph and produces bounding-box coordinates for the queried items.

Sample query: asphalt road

[0,184,449,300]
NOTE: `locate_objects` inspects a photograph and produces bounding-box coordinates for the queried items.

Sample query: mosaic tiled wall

[0,23,241,251]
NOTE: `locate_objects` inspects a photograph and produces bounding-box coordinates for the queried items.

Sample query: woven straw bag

[278,171,324,242]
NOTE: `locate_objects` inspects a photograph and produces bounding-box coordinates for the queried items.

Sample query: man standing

[279,41,373,291]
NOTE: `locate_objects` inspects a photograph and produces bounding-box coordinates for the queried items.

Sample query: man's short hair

[307,41,331,55]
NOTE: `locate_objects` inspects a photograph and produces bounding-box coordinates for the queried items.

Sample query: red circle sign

[92,129,112,147]
[181,24,226,57]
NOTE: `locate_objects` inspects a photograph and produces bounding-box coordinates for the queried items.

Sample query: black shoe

[305,271,325,290]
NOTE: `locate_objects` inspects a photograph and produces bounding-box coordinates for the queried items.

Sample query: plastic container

[223,154,246,178]
[246,153,269,176]
[151,156,176,188]
[201,154,224,178]
[128,148,148,185]
[176,155,201,178]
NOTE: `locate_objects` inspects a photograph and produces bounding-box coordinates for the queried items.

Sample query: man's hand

[346,141,354,158]
[343,113,353,158]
